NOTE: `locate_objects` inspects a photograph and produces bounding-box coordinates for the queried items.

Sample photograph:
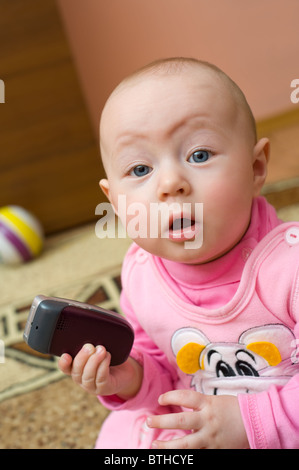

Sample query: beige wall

[57,0,299,137]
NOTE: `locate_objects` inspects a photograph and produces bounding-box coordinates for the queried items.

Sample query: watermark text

[290,79,299,104]
[95,196,203,249]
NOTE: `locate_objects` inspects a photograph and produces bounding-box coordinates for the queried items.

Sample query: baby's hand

[58,344,113,395]
[147,390,249,449]
[58,344,143,399]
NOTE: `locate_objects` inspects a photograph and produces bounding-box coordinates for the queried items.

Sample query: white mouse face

[171,324,298,395]
[199,343,267,377]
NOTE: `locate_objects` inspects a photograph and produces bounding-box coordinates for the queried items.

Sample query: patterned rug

[0,183,299,449]
[0,222,131,449]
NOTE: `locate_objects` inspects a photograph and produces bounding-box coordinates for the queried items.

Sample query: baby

[59,58,299,449]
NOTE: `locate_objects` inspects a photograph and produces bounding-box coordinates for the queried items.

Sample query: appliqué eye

[216,360,236,377]
[188,150,212,164]
[130,165,151,177]
[235,360,259,377]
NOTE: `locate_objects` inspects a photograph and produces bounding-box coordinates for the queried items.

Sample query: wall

[56,0,299,138]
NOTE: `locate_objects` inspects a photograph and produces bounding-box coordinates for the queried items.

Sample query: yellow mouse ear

[246,341,281,366]
[176,342,205,374]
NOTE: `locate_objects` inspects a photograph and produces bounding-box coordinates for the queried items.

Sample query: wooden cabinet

[0,0,105,234]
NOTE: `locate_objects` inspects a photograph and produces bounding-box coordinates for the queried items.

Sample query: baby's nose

[157,170,191,200]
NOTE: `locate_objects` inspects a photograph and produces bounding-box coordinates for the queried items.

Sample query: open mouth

[167,215,198,241]
[170,217,195,232]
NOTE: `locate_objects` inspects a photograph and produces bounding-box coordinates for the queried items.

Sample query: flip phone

[23,295,134,366]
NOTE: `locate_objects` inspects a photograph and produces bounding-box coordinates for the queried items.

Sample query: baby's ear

[99,179,110,200]
[252,137,270,196]
[99,179,118,216]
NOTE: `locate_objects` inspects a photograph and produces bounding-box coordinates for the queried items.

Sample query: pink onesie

[96,197,299,449]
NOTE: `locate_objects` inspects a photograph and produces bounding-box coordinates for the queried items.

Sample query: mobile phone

[23,295,134,366]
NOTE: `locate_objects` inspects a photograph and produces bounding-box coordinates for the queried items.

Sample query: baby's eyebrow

[114,132,148,153]
[166,113,212,136]
[116,115,220,147]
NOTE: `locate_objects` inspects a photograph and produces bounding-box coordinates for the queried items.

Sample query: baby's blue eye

[188,150,211,163]
[131,165,151,177]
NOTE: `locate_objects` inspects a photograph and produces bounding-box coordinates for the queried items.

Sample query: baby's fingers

[70,343,97,384]
[158,389,206,410]
[58,353,72,375]
[147,411,199,431]
[81,346,110,393]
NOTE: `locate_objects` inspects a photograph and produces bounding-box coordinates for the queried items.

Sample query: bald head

[100,57,257,148]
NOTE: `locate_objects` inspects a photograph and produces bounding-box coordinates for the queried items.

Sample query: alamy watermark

[290,79,299,104]
[0,79,4,103]
[95,196,203,249]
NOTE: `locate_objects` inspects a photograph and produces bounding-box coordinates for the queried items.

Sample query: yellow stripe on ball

[0,207,43,256]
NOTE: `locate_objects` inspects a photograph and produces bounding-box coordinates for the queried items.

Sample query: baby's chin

[131,237,226,265]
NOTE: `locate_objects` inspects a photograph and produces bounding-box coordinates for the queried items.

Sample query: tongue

[172,218,194,231]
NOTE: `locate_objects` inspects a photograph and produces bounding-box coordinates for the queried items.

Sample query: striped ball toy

[0,206,44,265]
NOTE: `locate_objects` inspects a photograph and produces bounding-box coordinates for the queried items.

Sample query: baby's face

[100,69,268,263]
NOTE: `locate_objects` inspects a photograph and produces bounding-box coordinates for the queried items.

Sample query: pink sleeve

[239,266,299,449]
[98,290,177,411]
[238,374,299,449]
